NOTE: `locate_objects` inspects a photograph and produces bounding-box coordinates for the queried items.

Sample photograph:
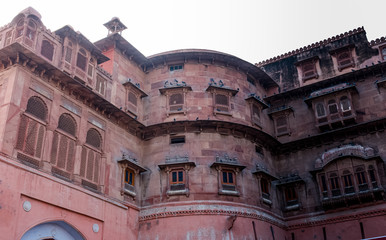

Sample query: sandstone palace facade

[1,7,386,240]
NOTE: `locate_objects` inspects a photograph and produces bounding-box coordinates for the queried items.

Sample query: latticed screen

[86,128,101,149]
[128,92,137,106]
[50,131,75,173]
[41,40,54,61]
[96,75,106,95]
[65,42,72,63]
[338,51,352,67]
[169,93,183,105]
[16,114,45,159]
[76,49,87,71]
[58,113,76,136]
[26,96,47,121]
[275,116,288,134]
[215,94,228,106]
[303,63,315,78]
[80,146,101,185]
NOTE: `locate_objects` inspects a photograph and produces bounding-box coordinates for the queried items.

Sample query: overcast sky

[1,1,385,64]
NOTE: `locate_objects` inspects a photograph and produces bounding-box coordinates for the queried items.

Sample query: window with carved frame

[159,86,192,116]
[65,41,73,63]
[276,175,303,211]
[16,96,48,168]
[253,167,277,206]
[246,95,269,128]
[205,85,238,116]
[79,128,103,192]
[158,161,195,197]
[314,155,383,207]
[330,46,355,71]
[50,113,77,180]
[76,48,87,71]
[306,86,357,131]
[95,75,106,96]
[41,39,54,61]
[295,57,319,82]
[118,158,146,199]
[123,80,147,116]
[211,160,245,196]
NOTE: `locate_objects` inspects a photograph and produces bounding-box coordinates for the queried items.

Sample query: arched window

[26,96,47,121]
[65,41,73,63]
[328,99,338,114]
[340,96,351,112]
[169,93,183,112]
[355,166,368,191]
[16,96,47,165]
[26,19,36,40]
[79,128,103,190]
[87,58,94,77]
[316,103,326,117]
[41,40,54,61]
[368,165,378,189]
[342,170,354,194]
[76,48,87,71]
[50,114,77,178]
[86,128,101,149]
[57,113,76,136]
[15,18,24,38]
[329,172,341,196]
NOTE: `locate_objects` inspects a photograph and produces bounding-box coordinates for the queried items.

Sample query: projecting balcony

[316,109,356,131]
[321,185,384,209]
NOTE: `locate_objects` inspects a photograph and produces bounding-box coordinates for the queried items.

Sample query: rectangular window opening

[170,136,185,144]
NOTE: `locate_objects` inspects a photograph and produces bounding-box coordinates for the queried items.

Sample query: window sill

[214,110,232,116]
[167,110,186,116]
[302,73,318,81]
[262,197,272,205]
[285,203,300,211]
[121,188,136,198]
[167,188,189,197]
[219,189,240,196]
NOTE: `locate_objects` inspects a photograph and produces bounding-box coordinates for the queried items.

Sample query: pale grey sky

[1,0,385,64]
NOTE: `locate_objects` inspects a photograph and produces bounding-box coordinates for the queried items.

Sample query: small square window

[159,161,195,197]
[169,65,183,72]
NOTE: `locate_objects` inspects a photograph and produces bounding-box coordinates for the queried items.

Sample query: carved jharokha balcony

[321,183,384,209]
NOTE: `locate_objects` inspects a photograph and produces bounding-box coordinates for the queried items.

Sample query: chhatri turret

[103,17,127,36]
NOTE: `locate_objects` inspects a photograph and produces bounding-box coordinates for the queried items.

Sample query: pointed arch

[21,221,85,240]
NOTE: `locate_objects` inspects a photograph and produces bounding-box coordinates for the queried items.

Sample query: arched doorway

[21,221,85,240]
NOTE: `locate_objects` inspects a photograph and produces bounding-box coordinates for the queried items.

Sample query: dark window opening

[26,96,47,121]
[170,136,185,144]
[169,65,183,71]
[41,40,54,61]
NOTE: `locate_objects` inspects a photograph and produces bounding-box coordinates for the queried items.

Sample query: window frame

[158,161,196,197]
[211,161,245,196]
[206,85,238,116]
[381,46,386,61]
[118,158,146,199]
[159,86,192,117]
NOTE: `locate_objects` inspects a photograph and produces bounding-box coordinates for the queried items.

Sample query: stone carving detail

[215,153,238,163]
[315,144,376,169]
[164,79,187,88]
[165,154,189,163]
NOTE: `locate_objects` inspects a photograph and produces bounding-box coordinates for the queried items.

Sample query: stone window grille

[16,96,47,168]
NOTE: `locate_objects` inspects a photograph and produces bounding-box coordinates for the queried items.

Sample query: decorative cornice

[138,202,287,228]
[256,27,365,67]
[287,207,386,230]
[370,36,386,47]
